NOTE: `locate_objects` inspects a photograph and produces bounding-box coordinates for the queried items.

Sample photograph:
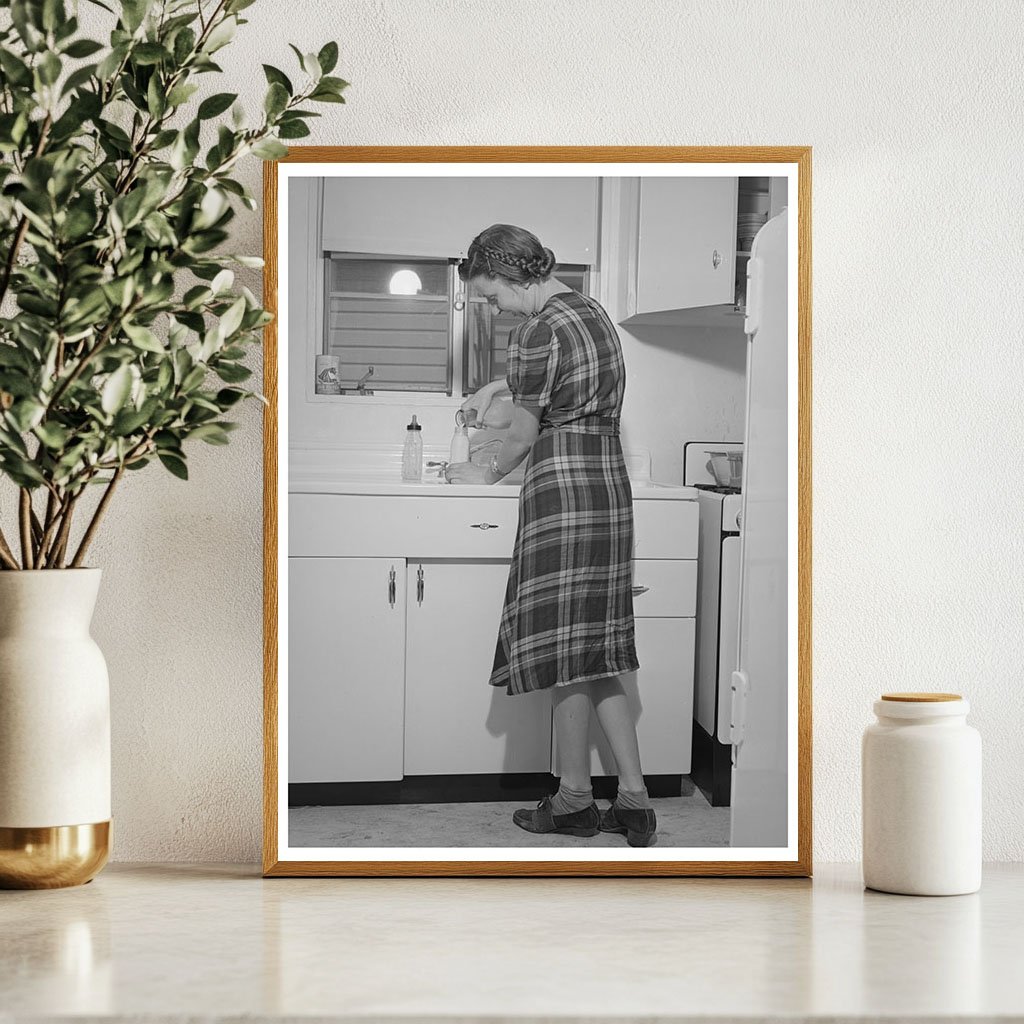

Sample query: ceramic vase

[0,569,111,888]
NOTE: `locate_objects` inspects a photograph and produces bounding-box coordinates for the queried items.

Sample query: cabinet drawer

[632,559,697,618]
[290,494,698,560]
[290,494,518,558]
[633,499,698,559]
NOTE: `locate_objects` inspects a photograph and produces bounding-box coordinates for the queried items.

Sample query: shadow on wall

[626,324,748,375]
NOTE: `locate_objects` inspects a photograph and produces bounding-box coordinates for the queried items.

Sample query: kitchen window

[323,254,590,398]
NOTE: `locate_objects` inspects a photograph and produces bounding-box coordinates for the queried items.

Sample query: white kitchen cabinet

[403,560,552,775]
[288,557,406,784]
[288,489,698,792]
[321,177,599,264]
[618,177,738,326]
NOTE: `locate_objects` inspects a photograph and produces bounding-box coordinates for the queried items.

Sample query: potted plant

[0,0,346,887]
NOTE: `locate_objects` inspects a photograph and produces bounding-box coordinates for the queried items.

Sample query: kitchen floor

[289,790,730,848]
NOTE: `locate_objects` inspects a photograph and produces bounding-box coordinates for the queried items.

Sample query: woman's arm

[461,378,513,429]
[483,404,540,483]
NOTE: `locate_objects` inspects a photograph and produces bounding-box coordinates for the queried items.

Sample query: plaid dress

[490,291,639,696]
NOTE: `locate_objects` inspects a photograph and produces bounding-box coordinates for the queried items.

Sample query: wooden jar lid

[881,692,962,702]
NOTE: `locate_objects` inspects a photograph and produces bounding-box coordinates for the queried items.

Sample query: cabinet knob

[469,523,499,531]
[712,249,722,269]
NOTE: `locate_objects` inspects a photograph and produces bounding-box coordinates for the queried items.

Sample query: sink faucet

[340,366,374,396]
[355,366,374,394]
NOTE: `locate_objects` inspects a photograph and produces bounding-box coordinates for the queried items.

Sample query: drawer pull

[416,564,424,604]
[469,522,499,531]
[631,585,649,596]
[388,566,396,607]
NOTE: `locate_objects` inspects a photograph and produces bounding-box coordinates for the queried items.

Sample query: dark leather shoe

[600,803,658,847]
[513,796,600,837]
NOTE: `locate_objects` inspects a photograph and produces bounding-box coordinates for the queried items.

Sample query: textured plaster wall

[45,0,1024,862]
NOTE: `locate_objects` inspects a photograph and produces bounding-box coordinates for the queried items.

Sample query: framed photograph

[262,147,811,877]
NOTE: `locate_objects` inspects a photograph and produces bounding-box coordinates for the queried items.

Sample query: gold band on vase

[0,821,111,889]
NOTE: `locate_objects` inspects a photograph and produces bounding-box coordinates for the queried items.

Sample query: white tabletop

[2,862,1021,1019]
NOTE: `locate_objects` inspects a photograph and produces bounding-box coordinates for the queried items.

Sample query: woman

[448,224,657,848]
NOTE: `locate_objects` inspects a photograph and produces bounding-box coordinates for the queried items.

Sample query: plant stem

[45,493,78,569]
[18,489,34,570]
[70,466,124,568]
[0,527,19,570]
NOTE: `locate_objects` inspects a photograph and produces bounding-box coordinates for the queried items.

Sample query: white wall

[46,0,1024,863]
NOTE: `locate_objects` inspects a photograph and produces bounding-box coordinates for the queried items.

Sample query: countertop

[290,477,698,499]
[2,862,1021,1020]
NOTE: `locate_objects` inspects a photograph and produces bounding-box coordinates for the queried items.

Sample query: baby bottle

[450,410,470,464]
[402,414,423,481]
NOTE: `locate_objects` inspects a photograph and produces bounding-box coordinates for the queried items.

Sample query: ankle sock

[615,786,652,811]
[551,784,594,816]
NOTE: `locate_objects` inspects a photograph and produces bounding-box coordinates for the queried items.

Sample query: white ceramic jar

[862,692,981,896]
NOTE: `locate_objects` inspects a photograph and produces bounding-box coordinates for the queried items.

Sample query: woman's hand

[461,380,512,429]
[446,461,489,485]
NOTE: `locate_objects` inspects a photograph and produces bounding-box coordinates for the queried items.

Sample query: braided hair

[458,224,556,285]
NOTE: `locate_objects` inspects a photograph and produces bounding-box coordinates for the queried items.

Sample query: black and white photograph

[264,149,810,875]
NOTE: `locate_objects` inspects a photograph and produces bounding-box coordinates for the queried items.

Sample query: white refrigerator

[729,207,791,848]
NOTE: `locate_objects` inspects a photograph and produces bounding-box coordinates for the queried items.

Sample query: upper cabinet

[616,175,787,329]
[320,176,599,264]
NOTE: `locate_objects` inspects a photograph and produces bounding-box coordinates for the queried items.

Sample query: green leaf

[158,452,188,479]
[250,138,287,161]
[60,62,98,96]
[198,91,237,119]
[146,74,165,118]
[189,423,231,445]
[166,82,199,107]
[309,88,346,104]
[317,41,339,75]
[123,321,164,353]
[63,38,104,58]
[112,406,151,435]
[121,0,152,32]
[217,296,246,340]
[277,120,310,140]
[9,400,46,432]
[38,51,63,86]
[319,76,349,93]
[101,365,133,415]
[173,26,196,65]
[226,0,257,11]
[34,421,71,449]
[203,16,236,53]
[132,42,169,66]
[264,82,289,118]
[300,51,321,81]
[0,50,33,87]
[214,361,251,383]
[262,64,292,94]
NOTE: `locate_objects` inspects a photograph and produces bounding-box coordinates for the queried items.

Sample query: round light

[389,269,422,295]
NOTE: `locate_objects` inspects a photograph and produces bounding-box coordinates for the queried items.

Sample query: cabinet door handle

[631,585,649,596]
[469,522,499,531]
[388,566,396,607]
[416,564,424,605]
[712,249,722,269]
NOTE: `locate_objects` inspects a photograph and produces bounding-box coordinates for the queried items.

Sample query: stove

[684,443,743,807]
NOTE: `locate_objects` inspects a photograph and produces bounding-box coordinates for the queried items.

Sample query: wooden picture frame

[262,147,812,877]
